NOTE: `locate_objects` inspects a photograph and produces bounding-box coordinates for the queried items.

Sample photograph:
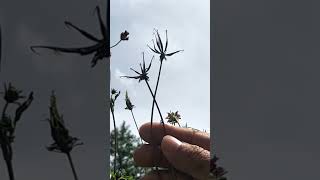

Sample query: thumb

[161,135,210,180]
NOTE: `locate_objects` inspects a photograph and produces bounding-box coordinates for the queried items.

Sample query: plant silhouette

[0,83,33,180]
[46,92,83,180]
[30,6,128,68]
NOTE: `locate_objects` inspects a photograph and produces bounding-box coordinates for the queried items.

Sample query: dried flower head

[30,6,110,68]
[210,156,228,180]
[121,53,153,82]
[47,92,82,154]
[111,88,118,95]
[166,111,181,126]
[148,29,183,62]
[110,89,120,112]
[3,83,25,104]
[120,31,129,41]
[0,84,33,144]
[124,91,134,111]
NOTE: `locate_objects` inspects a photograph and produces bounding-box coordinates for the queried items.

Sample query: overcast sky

[110,0,210,137]
[0,0,108,179]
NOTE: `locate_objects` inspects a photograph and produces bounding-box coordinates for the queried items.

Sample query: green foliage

[110,121,145,179]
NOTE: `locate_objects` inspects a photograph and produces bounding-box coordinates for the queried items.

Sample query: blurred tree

[110,121,145,179]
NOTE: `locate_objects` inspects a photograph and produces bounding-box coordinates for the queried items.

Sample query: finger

[139,122,210,150]
[133,144,171,168]
[141,170,193,180]
[161,135,210,180]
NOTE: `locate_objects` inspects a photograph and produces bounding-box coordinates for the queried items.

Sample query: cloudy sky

[110,0,210,137]
[0,0,108,179]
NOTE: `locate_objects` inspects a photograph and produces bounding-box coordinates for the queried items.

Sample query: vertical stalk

[66,152,78,180]
[111,109,117,174]
[144,80,165,130]
[150,61,164,129]
[5,159,14,180]
[1,102,15,180]
[1,102,8,119]
[1,144,14,180]
[130,110,143,144]
[145,64,176,180]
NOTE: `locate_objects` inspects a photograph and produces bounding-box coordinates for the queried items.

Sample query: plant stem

[111,40,122,48]
[111,109,117,174]
[1,102,15,180]
[66,152,78,180]
[5,159,14,180]
[1,144,14,180]
[146,61,176,180]
[144,80,165,132]
[130,110,143,144]
[1,102,8,119]
[150,61,164,130]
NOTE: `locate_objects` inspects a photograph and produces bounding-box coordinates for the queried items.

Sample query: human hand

[134,122,210,180]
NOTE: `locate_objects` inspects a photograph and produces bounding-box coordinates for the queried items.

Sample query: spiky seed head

[165,111,181,126]
[124,91,135,111]
[111,88,117,95]
[3,83,24,103]
[47,92,82,154]
[120,31,129,41]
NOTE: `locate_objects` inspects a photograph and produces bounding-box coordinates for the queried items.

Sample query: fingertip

[161,135,182,157]
[139,122,165,144]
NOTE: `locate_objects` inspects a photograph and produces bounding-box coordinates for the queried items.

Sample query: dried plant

[147,29,183,136]
[110,88,120,175]
[0,83,33,180]
[124,91,142,143]
[121,53,166,134]
[210,156,228,180]
[46,91,83,180]
[165,111,181,127]
[119,30,226,179]
[30,6,129,67]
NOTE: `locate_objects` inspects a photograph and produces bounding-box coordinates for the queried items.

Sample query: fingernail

[161,135,182,155]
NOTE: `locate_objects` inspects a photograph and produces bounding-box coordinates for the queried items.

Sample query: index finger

[139,122,210,151]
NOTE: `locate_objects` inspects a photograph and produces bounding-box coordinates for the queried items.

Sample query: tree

[110,121,145,179]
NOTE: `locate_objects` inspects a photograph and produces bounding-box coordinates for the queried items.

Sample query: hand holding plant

[134,122,212,180]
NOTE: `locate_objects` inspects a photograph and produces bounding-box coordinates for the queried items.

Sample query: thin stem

[111,109,117,174]
[150,61,164,130]
[130,110,143,144]
[1,102,14,180]
[1,144,14,180]
[146,61,176,180]
[110,40,122,48]
[5,159,14,180]
[144,80,166,134]
[66,152,79,180]
[2,102,8,119]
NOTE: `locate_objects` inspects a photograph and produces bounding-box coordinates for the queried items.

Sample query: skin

[134,122,210,180]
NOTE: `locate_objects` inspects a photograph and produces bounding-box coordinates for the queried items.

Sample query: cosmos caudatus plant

[0,83,33,180]
[147,29,183,135]
[30,6,129,68]
[46,91,83,180]
[124,91,142,143]
[110,89,120,176]
[165,111,181,127]
[210,156,228,180]
[121,53,166,132]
